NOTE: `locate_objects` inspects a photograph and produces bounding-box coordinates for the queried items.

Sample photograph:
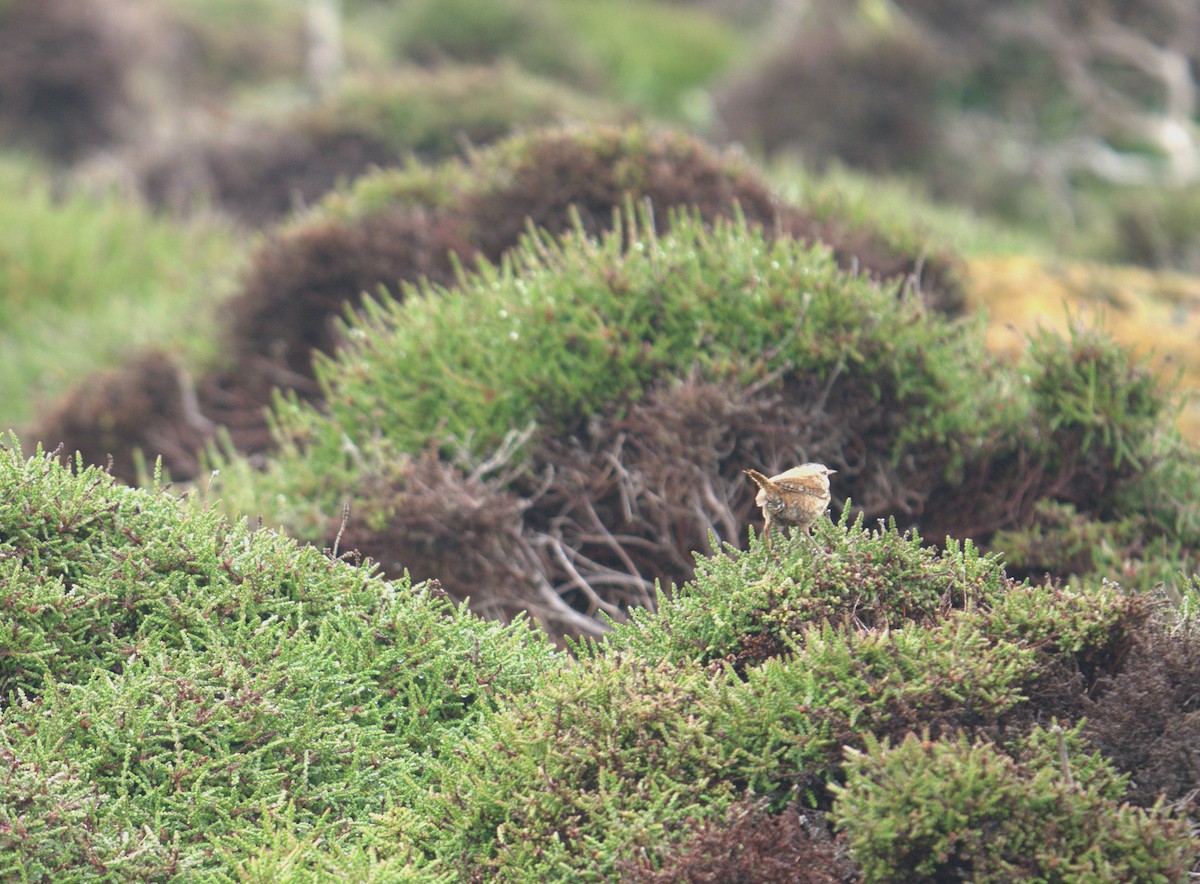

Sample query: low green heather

[603,509,1142,669]
[0,155,241,429]
[0,440,555,879]
[213,201,1200,598]
[212,210,998,537]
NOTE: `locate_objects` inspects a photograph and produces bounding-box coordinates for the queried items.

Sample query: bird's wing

[773,477,825,496]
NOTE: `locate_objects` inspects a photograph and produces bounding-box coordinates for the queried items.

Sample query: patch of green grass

[0,155,244,430]
[556,0,744,120]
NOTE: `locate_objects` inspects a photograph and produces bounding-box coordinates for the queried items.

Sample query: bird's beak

[827,469,837,474]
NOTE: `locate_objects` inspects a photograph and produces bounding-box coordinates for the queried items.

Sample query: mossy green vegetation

[1,441,1195,878]
[371,519,1190,880]
[554,0,742,120]
[387,0,740,121]
[304,64,625,161]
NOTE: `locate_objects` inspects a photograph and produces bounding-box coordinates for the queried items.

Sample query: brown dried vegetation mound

[0,0,152,161]
[618,801,859,883]
[137,125,399,228]
[1086,616,1200,811]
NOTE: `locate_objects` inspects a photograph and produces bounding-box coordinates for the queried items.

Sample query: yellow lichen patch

[966,255,1200,441]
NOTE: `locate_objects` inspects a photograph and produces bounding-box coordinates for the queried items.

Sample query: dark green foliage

[832,729,1195,882]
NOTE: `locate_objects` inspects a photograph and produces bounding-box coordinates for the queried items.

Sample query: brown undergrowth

[336,371,936,641]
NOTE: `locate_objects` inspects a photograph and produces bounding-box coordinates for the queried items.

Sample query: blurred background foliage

[2,0,1198,443]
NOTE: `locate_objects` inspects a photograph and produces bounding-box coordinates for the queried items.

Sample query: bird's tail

[743,469,770,490]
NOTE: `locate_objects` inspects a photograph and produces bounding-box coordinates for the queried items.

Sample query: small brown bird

[744,463,836,553]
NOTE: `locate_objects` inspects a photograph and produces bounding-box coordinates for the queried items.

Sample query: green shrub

[833,729,1196,881]
[714,620,1039,804]
[229,820,450,883]
[208,187,1197,636]
[990,499,1141,583]
[308,65,624,161]
[0,442,553,705]
[1026,323,1166,473]
[4,437,1193,878]
[0,744,181,881]
[374,523,1157,879]
[1000,323,1200,589]
[554,0,742,119]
